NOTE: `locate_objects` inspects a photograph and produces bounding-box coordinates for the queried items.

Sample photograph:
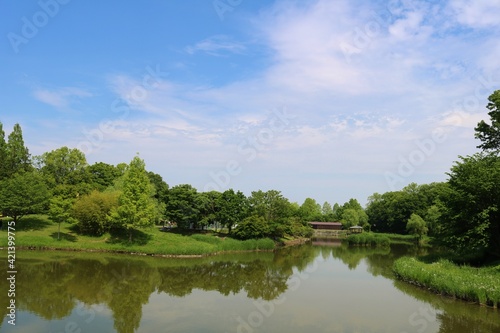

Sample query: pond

[1,241,499,333]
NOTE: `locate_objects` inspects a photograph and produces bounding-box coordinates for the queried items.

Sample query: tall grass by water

[346,233,390,247]
[393,257,500,308]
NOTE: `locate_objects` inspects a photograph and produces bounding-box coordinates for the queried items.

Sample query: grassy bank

[345,232,390,247]
[393,257,500,308]
[0,215,275,256]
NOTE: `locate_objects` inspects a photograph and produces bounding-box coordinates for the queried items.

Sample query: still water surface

[1,241,499,333]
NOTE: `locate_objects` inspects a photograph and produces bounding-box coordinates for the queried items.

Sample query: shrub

[346,233,390,247]
[233,216,270,240]
[72,190,119,236]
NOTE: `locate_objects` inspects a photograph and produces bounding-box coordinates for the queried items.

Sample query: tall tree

[165,184,199,229]
[0,171,50,222]
[217,189,248,233]
[36,146,90,198]
[439,153,500,259]
[298,198,322,221]
[197,190,221,229]
[0,122,7,179]
[109,156,161,241]
[5,123,31,177]
[475,90,500,153]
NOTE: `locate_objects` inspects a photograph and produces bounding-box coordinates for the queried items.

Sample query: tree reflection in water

[0,248,317,333]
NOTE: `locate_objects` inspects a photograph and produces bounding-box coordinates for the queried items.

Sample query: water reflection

[0,244,498,333]
[0,249,316,333]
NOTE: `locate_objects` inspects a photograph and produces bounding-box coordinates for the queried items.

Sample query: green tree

[87,162,122,191]
[165,184,199,229]
[109,156,161,241]
[4,123,31,177]
[197,191,221,229]
[36,146,90,198]
[248,190,292,238]
[406,213,428,241]
[322,201,333,217]
[475,90,500,153]
[298,198,322,221]
[48,196,74,240]
[217,189,248,233]
[0,171,50,222]
[439,153,500,259]
[233,216,270,240]
[147,171,169,205]
[72,190,119,236]
[0,122,7,179]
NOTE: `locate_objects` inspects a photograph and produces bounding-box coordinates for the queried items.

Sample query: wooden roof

[309,222,342,226]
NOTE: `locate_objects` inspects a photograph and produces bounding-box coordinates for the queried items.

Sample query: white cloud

[185,35,246,56]
[449,0,500,28]
[33,87,92,109]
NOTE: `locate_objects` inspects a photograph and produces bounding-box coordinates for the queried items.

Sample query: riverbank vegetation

[0,214,275,255]
[393,257,500,308]
[345,233,390,247]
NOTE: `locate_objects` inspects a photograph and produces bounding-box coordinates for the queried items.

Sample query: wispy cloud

[449,0,500,28]
[185,35,246,56]
[33,87,92,109]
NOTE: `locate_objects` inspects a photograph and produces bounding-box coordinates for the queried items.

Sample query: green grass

[346,232,390,247]
[393,257,500,308]
[0,215,275,256]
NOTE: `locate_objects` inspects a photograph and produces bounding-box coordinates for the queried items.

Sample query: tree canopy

[475,90,500,153]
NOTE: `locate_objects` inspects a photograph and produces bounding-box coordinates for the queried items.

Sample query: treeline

[367,90,500,261]
[0,121,373,241]
[1,90,499,257]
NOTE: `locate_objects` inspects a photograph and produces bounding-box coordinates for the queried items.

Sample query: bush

[72,190,119,236]
[346,233,390,247]
[233,216,270,240]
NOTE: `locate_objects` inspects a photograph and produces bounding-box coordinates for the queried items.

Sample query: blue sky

[1,0,499,207]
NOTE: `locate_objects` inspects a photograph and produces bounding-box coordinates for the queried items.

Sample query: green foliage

[0,171,50,222]
[346,233,390,247]
[366,182,449,234]
[233,216,270,240]
[393,257,500,307]
[87,162,122,191]
[298,197,322,221]
[289,217,314,238]
[5,123,31,176]
[0,122,7,179]
[475,90,500,153]
[438,153,500,259]
[109,156,162,241]
[406,213,428,241]
[197,190,221,229]
[147,171,169,204]
[248,189,293,238]
[48,196,75,240]
[217,189,248,233]
[165,184,200,229]
[72,190,119,236]
[0,122,31,180]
